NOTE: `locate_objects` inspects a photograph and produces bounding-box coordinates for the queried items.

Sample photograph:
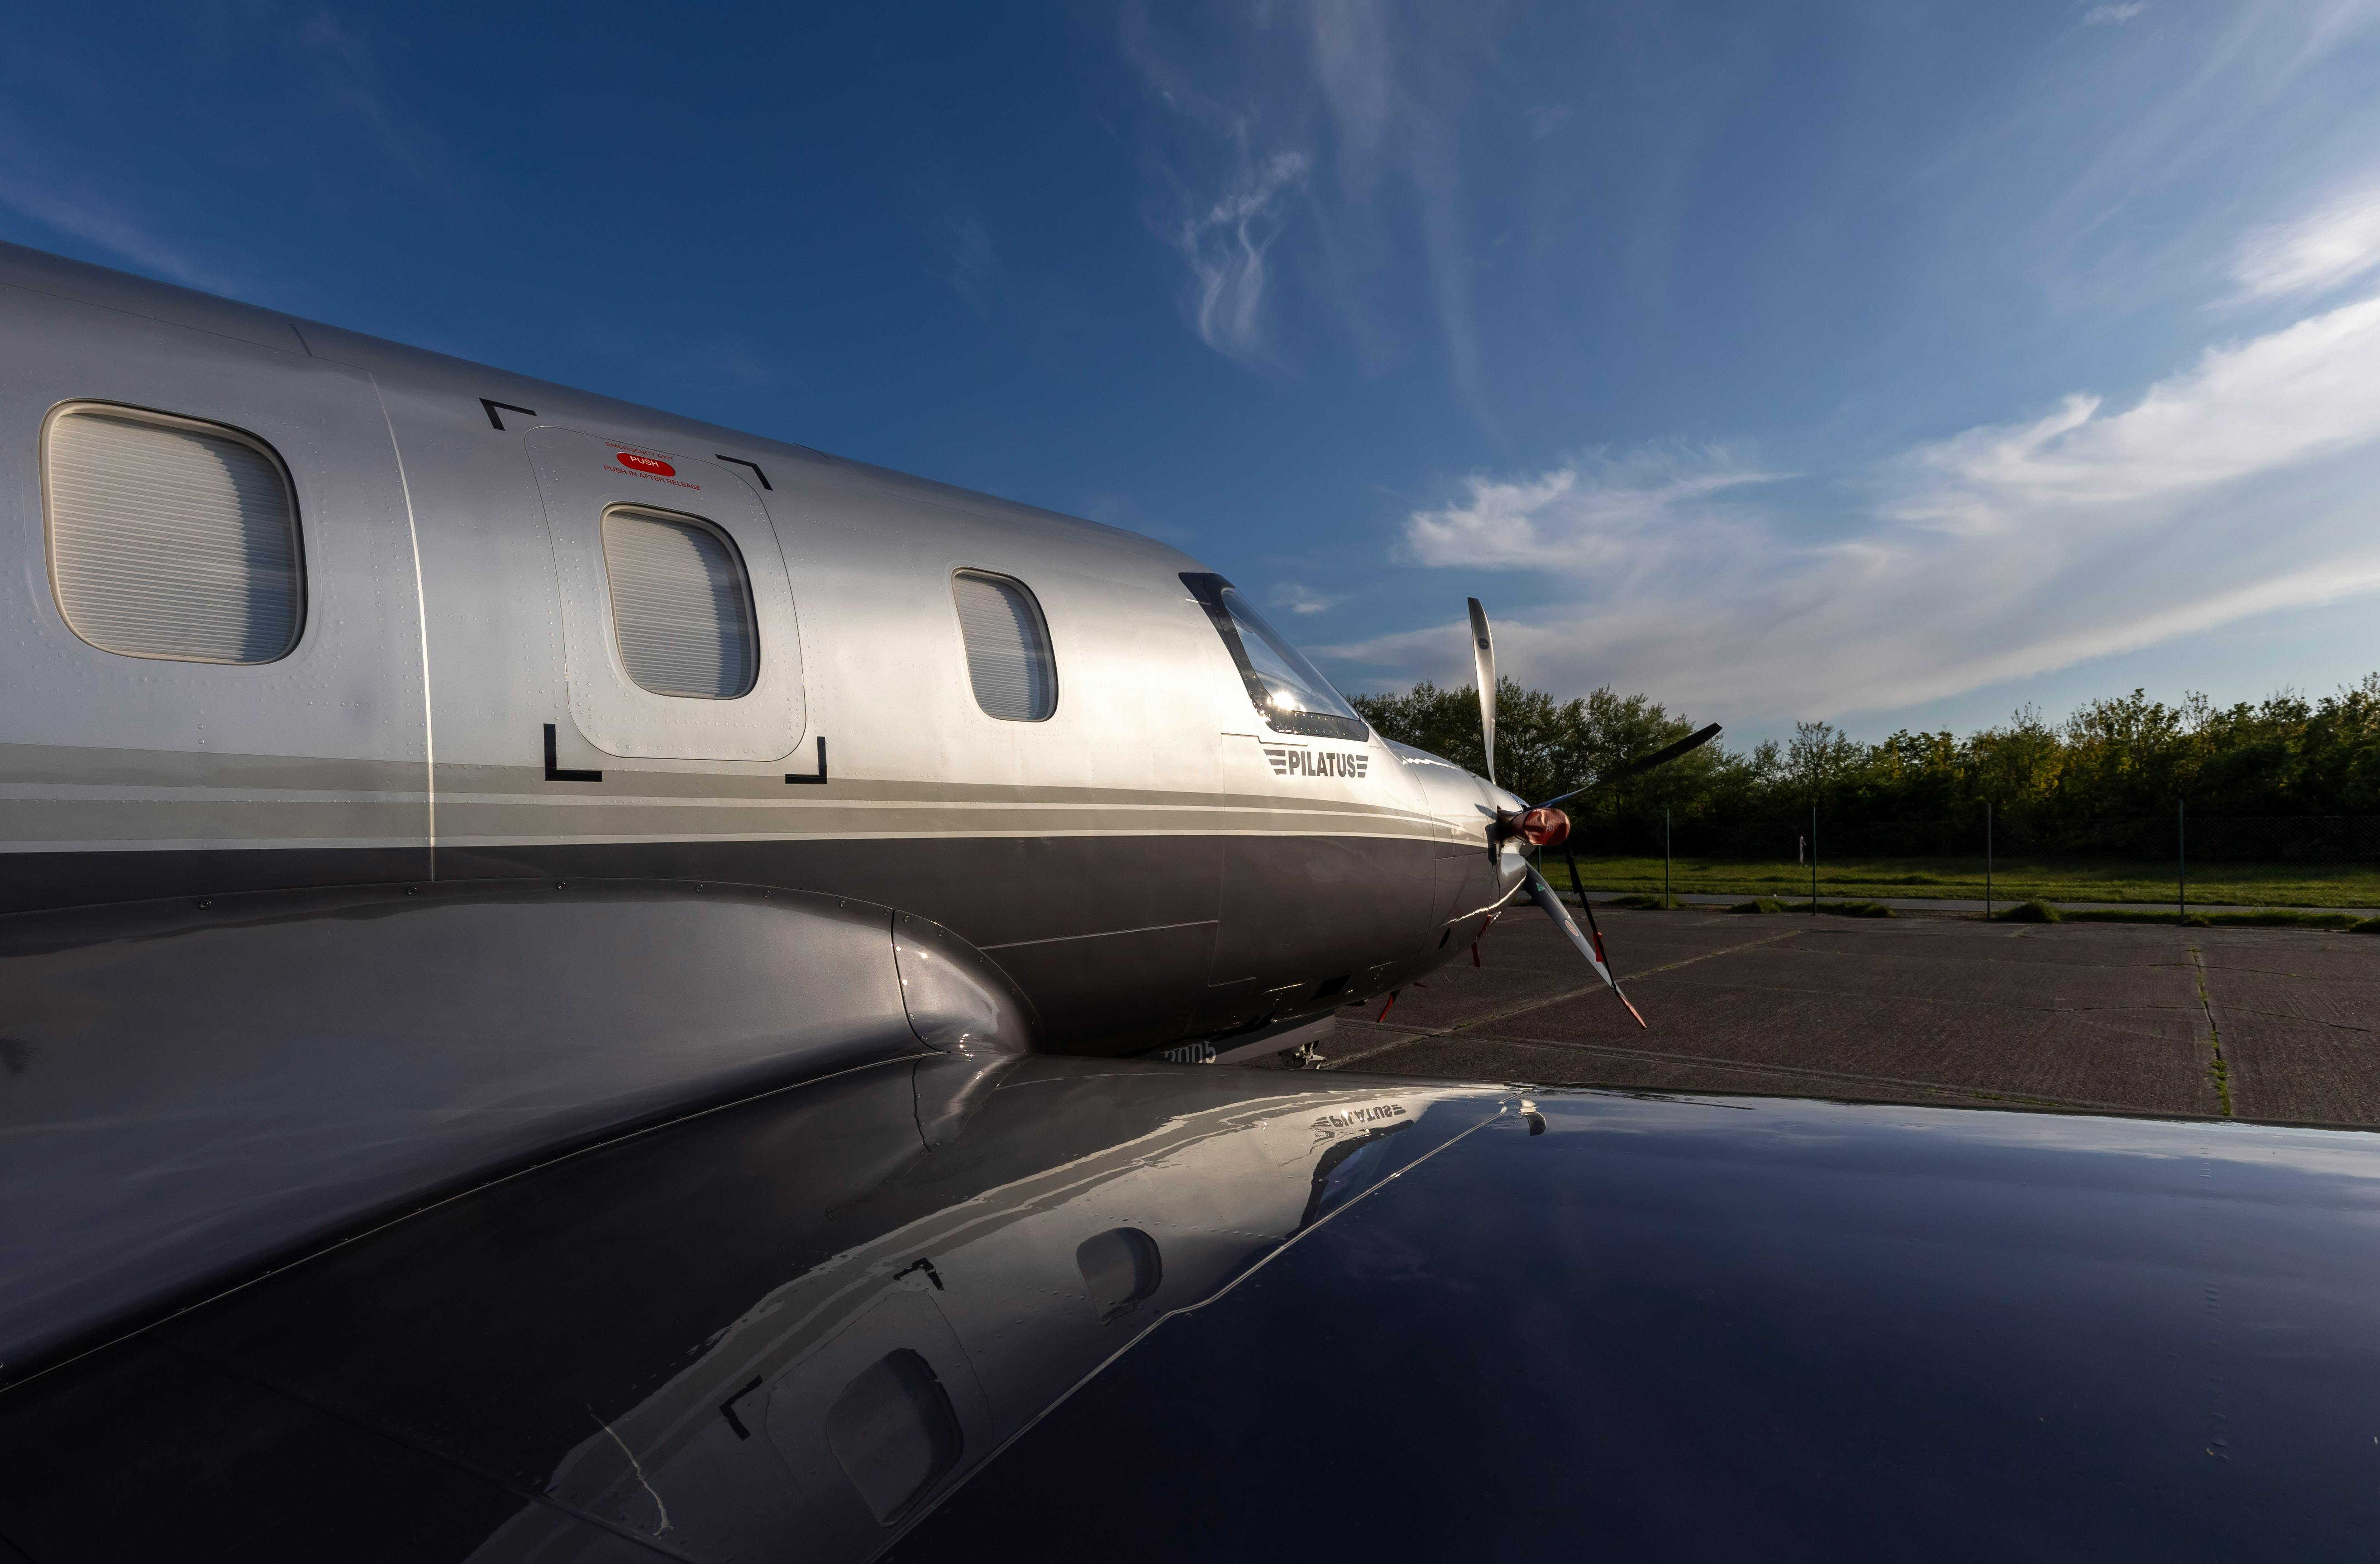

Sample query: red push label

[615,451,676,477]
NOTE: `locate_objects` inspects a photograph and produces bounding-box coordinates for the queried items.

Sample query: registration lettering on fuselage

[1311,1103,1407,1131]
[1263,746,1370,780]
[1309,1101,1411,1148]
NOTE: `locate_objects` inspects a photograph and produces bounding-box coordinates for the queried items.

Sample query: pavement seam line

[1581,973,2202,1019]
[2189,944,2234,1117]
[2217,1006,2379,1035]
[1321,927,1808,1071]
[1436,1034,2159,1114]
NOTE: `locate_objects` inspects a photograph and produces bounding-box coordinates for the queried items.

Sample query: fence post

[1663,807,1672,911]
[2179,800,2187,925]
[1811,804,1819,914]
[1986,799,1993,921]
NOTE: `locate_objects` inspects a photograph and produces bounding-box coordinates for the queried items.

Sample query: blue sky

[5,2,2378,745]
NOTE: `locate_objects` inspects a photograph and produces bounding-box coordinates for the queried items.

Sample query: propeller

[1467,597,1496,789]
[1459,598,1723,1033]
[1520,856,1646,1028]
[1532,722,1723,814]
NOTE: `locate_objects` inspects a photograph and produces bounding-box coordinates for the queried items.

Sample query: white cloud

[2233,182,2380,299]
[1334,287,2380,722]
[1396,447,1788,572]
[1892,292,2380,525]
[1270,582,1341,615]
[2082,3,2148,24]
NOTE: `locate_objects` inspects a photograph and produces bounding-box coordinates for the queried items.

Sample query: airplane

[0,241,1683,1378]
[0,236,1631,1053]
[5,241,2377,1563]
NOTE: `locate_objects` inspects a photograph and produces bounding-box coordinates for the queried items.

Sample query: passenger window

[44,403,303,664]
[952,570,1056,721]
[1180,571,1369,741]
[824,1349,964,1526]
[1077,1227,1163,1324]
[600,505,758,699]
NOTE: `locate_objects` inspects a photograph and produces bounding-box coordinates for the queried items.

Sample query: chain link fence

[1554,812,2380,913]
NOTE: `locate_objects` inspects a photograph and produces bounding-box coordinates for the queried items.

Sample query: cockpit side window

[1180,571,1369,741]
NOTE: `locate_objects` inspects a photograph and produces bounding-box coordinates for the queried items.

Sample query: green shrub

[1728,898,1785,914]
[1994,899,2063,923]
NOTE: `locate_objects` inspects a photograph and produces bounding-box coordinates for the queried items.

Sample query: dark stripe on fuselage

[0,833,1483,1053]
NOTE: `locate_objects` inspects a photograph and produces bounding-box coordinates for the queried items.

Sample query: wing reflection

[0,1054,1506,1561]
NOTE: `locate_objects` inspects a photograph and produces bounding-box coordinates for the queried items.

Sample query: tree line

[1349,675,2380,850]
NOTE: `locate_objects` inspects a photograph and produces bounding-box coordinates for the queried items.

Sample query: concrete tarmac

[1280,907,2380,1128]
[1581,890,2380,917]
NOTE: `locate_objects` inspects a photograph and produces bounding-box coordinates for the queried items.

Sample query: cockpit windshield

[1181,573,1369,742]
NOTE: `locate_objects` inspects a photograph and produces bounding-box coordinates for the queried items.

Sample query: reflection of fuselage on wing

[0,239,1524,1058]
[467,1076,1497,1561]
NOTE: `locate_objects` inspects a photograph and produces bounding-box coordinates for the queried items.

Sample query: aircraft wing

[2,1054,2375,1560]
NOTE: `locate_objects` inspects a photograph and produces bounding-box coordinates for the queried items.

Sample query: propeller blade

[1520,858,1647,1029]
[1467,598,1497,789]
[1533,722,1722,813]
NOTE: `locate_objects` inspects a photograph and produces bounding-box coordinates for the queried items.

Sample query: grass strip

[1548,854,2380,909]
[1613,893,1889,917]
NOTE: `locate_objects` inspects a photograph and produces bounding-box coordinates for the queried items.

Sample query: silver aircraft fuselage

[0,241,1523,1056]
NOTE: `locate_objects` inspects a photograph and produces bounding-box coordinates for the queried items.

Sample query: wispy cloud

[0,10,457,303]
[294,11,451,194]
[1084,491,1197,547]
[1932,1,2380,330]
[2232,181,2380,299]
[1891,292,2380,524]
[947,216,999,316]
[1169,149,1309,365]
[633,333,782,392]
[1270,581,1341,615]
[1335,278,2380,721]
[1396,447,1789,573]
[0,162,244,293]
[1121,2,1507,397]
